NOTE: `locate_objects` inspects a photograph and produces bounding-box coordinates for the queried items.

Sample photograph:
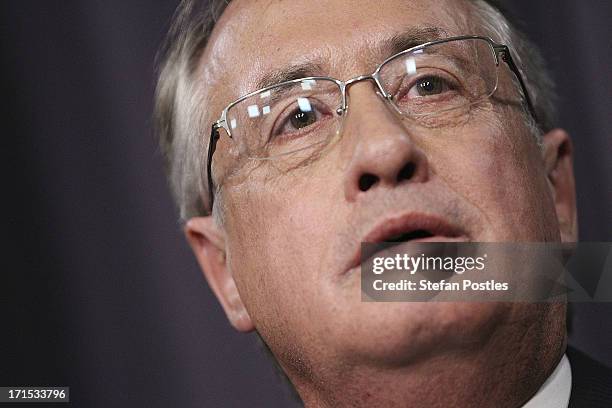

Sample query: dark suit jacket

[568,346,612,407]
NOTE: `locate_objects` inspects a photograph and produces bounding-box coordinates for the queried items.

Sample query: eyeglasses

[206,35,536,209]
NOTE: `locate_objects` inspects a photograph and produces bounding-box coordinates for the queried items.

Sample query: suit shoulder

[568,346,612,408]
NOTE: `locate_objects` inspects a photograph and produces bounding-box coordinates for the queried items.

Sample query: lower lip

[343,235,470,277]
[397,236,469,243]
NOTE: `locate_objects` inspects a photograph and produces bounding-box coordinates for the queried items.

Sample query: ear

[541,129,578,242]
[184,217,254,332]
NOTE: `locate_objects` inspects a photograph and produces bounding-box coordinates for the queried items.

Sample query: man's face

[194,0,573,390]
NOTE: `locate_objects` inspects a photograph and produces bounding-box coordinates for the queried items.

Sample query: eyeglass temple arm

[496,45,539,124]
[207,123,221,211]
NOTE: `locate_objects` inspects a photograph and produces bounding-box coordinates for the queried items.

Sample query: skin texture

[184,0,578,406]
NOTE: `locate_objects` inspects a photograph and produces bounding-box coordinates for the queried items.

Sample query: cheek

[221,168,341,320]
[429,116,557,240]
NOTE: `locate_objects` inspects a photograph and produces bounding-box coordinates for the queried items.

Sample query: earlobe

[541,129,578,242]
[184,217,255,332]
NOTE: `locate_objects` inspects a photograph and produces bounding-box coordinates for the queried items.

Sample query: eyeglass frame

[205,35,537,210]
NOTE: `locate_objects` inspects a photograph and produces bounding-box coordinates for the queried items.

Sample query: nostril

[358,173,379,192]
[397,162,416,182]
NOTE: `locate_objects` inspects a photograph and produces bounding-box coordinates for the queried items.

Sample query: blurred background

[1,1,611,406]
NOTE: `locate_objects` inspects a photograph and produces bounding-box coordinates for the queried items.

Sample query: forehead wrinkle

[252,24,450,93]
[202,0,470,121]
[251,39,336,89]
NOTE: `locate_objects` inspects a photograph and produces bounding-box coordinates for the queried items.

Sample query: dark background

[1,1,611,407]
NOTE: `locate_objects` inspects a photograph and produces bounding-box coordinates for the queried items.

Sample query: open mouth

[344,213,469,275]
[384,229,435,243]
[360,230,440,267]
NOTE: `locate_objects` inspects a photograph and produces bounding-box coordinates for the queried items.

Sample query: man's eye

[289,109,317,130]
[402,76,454,99]
[416,77,444,95]
[273,97,328,138]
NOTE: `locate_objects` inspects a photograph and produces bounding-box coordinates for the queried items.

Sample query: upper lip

[344,212,468,274]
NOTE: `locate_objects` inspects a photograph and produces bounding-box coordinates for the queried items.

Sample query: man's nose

[341,83,430,202]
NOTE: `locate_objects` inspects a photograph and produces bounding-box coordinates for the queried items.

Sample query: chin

[330,301,511,367]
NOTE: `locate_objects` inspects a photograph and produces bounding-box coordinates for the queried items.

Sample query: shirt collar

[522,354,572,408]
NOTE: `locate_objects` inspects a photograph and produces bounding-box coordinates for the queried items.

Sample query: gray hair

[154,0,557,221]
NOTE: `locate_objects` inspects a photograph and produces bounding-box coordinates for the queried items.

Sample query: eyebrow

[383,26,448,58]
[255,62,324,92]
[253,26,449,91]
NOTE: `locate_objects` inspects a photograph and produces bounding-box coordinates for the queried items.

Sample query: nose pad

[375,90,406,117]
[339,81,397,115]
[335,78,406,141]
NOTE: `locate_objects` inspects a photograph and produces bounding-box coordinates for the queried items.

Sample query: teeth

[386,229,434,242]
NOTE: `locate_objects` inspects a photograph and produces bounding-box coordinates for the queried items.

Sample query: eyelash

[395,70,461,101]
[271,100,333,139]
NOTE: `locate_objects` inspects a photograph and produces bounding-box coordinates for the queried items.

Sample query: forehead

[201,0,472,111]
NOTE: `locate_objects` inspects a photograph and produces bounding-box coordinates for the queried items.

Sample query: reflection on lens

[378,38,498,121]
[226,78,342,158]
